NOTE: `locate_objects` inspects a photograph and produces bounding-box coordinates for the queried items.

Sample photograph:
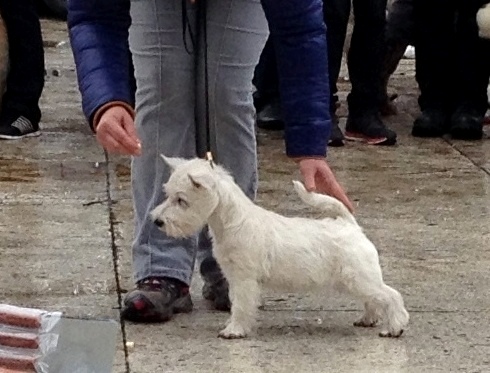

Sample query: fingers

[303,167,317,192]
[334,187,355,213]
[97,132,126,154]
[318,169,354,213]
[98,123,141,155]
[122,113,141,151]
[96,107,142,156]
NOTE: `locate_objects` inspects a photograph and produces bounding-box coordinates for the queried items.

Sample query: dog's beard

[162,217,201,238]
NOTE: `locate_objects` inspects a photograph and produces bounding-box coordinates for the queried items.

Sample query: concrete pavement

[0,19,489,373]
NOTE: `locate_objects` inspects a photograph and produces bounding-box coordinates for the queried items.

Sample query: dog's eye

[177,197,189,208]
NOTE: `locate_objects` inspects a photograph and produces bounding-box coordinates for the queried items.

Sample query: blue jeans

[128,0,268,285]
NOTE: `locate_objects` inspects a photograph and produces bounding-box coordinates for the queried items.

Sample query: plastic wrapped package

[0,305,118,373]
[0,305,61,372]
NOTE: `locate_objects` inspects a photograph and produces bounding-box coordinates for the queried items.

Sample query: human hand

[297,158,354,213]
[95,105,142,156]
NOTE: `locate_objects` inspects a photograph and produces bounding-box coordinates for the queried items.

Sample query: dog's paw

[353,319,378,328]
[379,329,404,338]
[218,324,247,339]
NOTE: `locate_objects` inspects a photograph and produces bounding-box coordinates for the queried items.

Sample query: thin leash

[182,0,214,168]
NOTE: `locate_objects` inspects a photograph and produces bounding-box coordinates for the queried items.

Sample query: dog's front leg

[218,278,260,339]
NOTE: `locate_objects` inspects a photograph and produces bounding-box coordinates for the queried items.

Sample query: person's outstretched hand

[297,158,354,213]
[95,105,142,156]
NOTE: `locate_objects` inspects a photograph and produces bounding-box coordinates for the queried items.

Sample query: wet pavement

[1,19,490,373]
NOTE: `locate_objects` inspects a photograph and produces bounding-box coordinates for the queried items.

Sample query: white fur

[477,3,490,39]
[151,156,409,339]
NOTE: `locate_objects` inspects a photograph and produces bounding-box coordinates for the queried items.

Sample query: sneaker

[257,99,284,131]
[345,112,397,145]
[0,115,40,140]
[328,114,345,147]
[450,108,483,140]
[200,256,231,311]
[121,277,193,322]
[412,109,448,138]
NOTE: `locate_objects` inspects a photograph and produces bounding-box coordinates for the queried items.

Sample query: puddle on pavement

[0,159,40,183]
[0,158,106,184]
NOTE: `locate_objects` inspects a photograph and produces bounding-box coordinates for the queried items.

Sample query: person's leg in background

[412,0,456,137]
[195,0,268,309]
[252,37,284,131]
[449,0,490,139]
[345,0,397,145]
[380,0,414,116]
[323,0,350,146]
[0,0,44,139]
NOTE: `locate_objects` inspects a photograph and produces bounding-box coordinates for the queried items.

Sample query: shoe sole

[0,131,41,140]
[450,129,483,141]
[328,138,345,147]
[345,132,396,146]
[257,120,285,131]
[411,126,445,138]
[122,293,193,323]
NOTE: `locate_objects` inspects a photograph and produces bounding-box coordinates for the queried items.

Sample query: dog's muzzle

[154,218,164,228]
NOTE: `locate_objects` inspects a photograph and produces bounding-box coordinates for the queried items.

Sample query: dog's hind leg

[355,284,408,337]
[218,278,261,339]
[376,284,410,338]
[341,268,409,337]
[354,301,380,328]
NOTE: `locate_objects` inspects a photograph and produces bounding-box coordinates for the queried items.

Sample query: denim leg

[129,0,198,286]
[196,0,268,275]
[129,0,267,286]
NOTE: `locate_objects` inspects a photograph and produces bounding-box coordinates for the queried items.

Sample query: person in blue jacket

[68,0,353,323]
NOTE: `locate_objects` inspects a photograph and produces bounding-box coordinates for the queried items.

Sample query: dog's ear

[188,172,214,190]
[161,155,186,172]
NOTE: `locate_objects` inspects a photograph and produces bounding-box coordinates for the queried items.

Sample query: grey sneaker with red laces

[121,277,193,323]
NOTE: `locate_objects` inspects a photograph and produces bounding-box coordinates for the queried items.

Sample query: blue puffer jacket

[67,0,331,157]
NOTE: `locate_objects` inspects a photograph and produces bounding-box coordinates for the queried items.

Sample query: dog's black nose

[154,219,164,227]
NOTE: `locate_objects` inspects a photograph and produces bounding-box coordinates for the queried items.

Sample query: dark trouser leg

[252,37,279,111]
[381,0,414,109]
[323,0,350,113]
[0,0,44,123]
[348,0,387,114]
[343,0,396,145]
[411,0,458,138]
[413,0,456,112]
[454,0,490,114]
[448,0,490,139]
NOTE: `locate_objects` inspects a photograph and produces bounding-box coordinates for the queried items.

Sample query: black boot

[450,106,484,140]
[412,108,448,138]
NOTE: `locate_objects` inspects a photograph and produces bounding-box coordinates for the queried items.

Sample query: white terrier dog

[151,156,409,339]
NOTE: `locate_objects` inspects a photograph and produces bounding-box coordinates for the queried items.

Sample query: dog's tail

[292,180,358,225]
